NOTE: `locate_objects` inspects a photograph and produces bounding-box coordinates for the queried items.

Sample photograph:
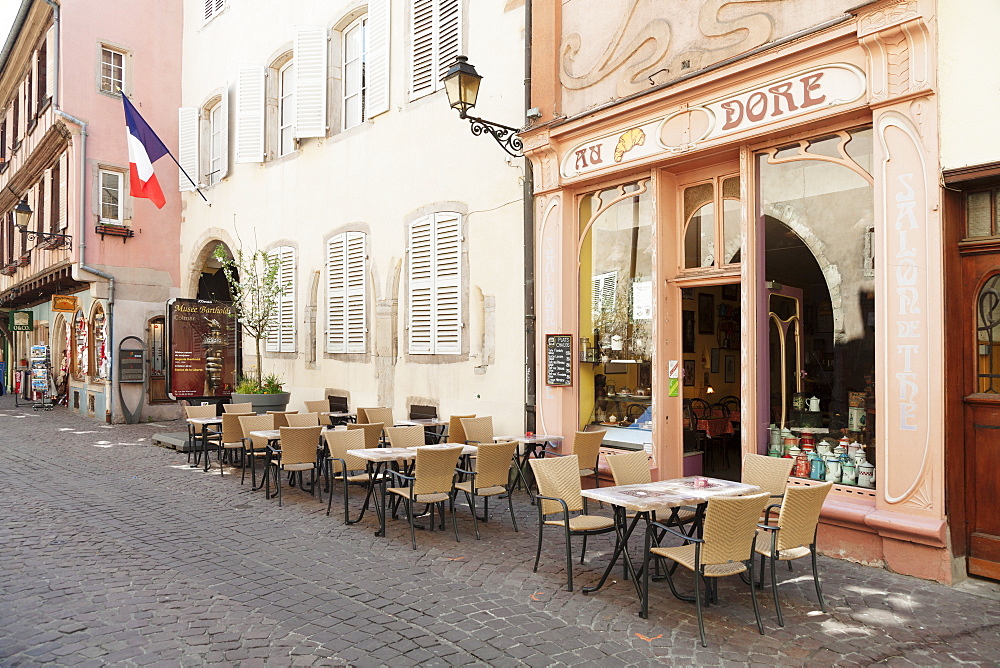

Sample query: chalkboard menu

[545,334,573,386]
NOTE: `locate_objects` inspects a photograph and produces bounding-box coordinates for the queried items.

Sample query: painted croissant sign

[561,63,867,178]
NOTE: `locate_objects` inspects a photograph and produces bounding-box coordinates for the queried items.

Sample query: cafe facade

[522,0,973,582]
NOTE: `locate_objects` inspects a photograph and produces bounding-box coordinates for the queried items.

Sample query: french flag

[122,95,168,209]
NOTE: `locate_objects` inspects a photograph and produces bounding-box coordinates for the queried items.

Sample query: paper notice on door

[668,360,679,378]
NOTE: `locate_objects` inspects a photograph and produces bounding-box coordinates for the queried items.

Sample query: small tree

[213,243,284,390]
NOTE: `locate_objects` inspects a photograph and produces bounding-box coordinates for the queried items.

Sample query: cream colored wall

[938,0,1000,170]
[179,1,527,434]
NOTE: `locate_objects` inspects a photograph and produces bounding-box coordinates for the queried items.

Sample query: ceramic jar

[841,459,858,485]
[783,435,800,457]
[857,459,876,488]
[816,441,833,457]
[809,453,826,480]
[794,452,811,477]
[800,430,815,448]
[851,442,866,467]
[825,456,842,483]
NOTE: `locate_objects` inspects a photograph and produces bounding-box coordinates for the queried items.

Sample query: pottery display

[857,459,876,488]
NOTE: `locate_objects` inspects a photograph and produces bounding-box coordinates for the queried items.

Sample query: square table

[322,411,357,427]
[580,477,761,600]
[394,417,450,443]
[249,426,345,496]
[187,416,222,472]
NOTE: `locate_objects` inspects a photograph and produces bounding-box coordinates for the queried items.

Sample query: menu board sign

[119,349,145,383]
[545,334,573,387]
[167,299,237,398]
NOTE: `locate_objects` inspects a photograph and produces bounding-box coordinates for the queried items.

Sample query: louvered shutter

[410,0,434,99]
[177,107,198,191]
[345,232,367,353]
[326,235,346,353]
[408,216,434,353]
[217,85,229,180]
[204,0,213,20]
[437,0,461,84]
[58,152,68,230]
[45,27,54,100]
[294,27,327,138]
[266,246,296,353]
[432,213,461,354]
[366,0,390,117]
[236,66,265,163]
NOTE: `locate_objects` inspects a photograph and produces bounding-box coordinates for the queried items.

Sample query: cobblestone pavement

[1,397,998,667]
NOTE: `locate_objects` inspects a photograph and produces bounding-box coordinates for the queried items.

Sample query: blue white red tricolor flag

[122,95,169,209]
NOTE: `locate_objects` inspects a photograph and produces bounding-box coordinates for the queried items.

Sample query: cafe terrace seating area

[183,397,833,646]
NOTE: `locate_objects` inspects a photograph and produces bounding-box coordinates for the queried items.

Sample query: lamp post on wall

[11,196,73,250]
[442,56,523,157]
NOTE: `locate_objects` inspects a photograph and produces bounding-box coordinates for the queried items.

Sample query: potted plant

[213,243,291,412]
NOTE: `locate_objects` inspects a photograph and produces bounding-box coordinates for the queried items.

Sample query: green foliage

[234,373,284,394]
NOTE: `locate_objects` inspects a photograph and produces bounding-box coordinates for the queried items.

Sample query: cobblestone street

[1,397,998,666]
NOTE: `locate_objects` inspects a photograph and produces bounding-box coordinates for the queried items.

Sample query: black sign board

[119,349,145,383]
[545,334,573,387]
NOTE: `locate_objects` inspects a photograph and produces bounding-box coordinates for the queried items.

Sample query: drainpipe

[55,111,116,422]
[523,0,536,432]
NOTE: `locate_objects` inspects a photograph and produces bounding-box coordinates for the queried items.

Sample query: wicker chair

[286,412,321,427]
[529,454,615,592]
[358,407,393,427]
[324,429,377,523]
[386,425,425,448]
[642,492,770,647]
[267,410,298,428]
[461,416,493,444]
[572,430,604,494]
[606,450,697,528]
[446,414,475,444]
[219,412,253,471]
[347,422,385,449]
[453,440,519,539]
[224,403,253,413]
[742,453,794,499]
[268,426,323,506]
[184,404,218,465]
[754,481,833,627]
[238,413,274,486]
[303,400,329,414]
[385,445,464,549]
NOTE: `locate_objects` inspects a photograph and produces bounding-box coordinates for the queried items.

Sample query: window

[407,212,462,354]
[342,17,367,130]
[36,39,46,110]
[49,163,59,233]
[100,47,125,95]
[410,0,460,100]
[208,101,225,185]
[682,175,741,270]
[327,232,368,353]
[204,0,225,22]
[977,274,1000,394]
[278,60,295,156]
[179,91,228,189]
[966,188,1000,238]
[266,246,296,353]
[99,170,123,224]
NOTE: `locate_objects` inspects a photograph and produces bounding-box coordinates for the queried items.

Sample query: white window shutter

[410,0,434,99]
[266,246,296,353]
[236,65,265,163]
[326,235,346,354]
[45,27,55,100]
[217,84,229,180]
[408,216,434,353]
[433,213,462,354]
[366,0,391,117]
[437,0,461,84]
[177,107,198,191]
[59,152,68,230]
[345,232,367,353]
[294,27,328,139]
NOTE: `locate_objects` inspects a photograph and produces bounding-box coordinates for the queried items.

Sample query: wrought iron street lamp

[11,195,73,250]
[442,56,523,157]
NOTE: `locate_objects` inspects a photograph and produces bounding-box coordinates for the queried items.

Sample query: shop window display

[91,305,109,381]
[72,310,88,380]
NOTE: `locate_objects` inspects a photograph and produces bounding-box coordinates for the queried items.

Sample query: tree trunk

[255,338,262,386]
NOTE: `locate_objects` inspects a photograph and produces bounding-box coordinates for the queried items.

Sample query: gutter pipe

[523,0,536,432]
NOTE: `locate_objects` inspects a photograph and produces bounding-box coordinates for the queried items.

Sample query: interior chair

[238,413,275,487]
[461,416,494,444]
[327,396,352,425]
[754,481,833,627]
[268,426,323,507]
[184,404,219,466]
[346,422,385,450]
[742,453,794,500]
[358,407,393,427]
[303,400,329,414]
[386,425,425,448]
[286,412,321,427]
[267,410,298,428]
[409,404,437,419]
[224,402,254,414]
[642,492,770,647]
[219,412,253,472]
[453,440,519,539]
[446,414,476,444]
[689,397,728,471]
[385,445,464,549]
[325,428,377,523]
[528,454,615,592]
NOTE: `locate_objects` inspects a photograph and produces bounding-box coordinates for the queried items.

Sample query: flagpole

[169,154,211,206]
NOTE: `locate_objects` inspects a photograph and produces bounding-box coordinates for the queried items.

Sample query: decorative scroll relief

[857,0,918,38]
[878,111,935,506]
[561,63,866,179]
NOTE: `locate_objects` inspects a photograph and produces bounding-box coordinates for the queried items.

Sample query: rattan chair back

[461,416,493,444]
[224,403,253,413]
[221,413,253,443]
[303,400,328,414]
[605,450,651,486]
[238,414,274,449]
[530,454,584,516]
[325,429,368,472]
[286,412,320,427]
[386,425,425,448]
[347,422,385,449]
[774,481,832,551]
[572,430,604,472]
[185,404,215,433]
[473,441,518,489]
[743,453,794,498]
[278,426,321,466]
[447,414,475,443]
[701,492,770,565]
[267,411,298,428]
[412,446,463,496]
[358,407,392,426]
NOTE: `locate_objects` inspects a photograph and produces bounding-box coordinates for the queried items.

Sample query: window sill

[96,224,134,241]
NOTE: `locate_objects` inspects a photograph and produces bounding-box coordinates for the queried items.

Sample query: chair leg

[811,545,826,612]
[465,491,480,540]
[695,567,707,647]
[770,550,784,627]
[342,472,349,524]
[326,462,335,516]
[506,488,518,532]
[748,558,765,636]
[564,523,574,592]
[241,449,248,484]
[580,534,588,565]
[451,500,460,543]
[533,512,544,573]
[641,527,651,619]
[407,497,417,550]
[276,466,283,507]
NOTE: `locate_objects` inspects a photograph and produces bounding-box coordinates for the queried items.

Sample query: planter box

[231,392,290,413]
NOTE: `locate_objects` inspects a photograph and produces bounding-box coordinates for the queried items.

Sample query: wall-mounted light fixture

[6,187,73,250]
[442,56,523,157]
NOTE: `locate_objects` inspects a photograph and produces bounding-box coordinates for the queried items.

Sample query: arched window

[91,304,109,381]
[71,310,88,380]
[977,274,1000,394]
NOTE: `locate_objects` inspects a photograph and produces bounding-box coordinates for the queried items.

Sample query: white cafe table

[186,416,222,473]
[579,477,761,600]
[248,426,345,497]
